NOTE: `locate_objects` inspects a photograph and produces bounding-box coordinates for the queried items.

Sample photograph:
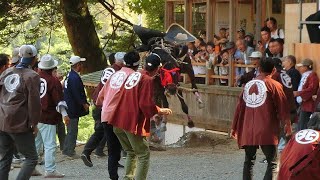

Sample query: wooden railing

[181,60,258,87]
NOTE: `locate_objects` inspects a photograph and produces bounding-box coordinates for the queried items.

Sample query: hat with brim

[38,54,58,70]
[164,23,196,44]
[19,45,38,64]
[249,51,262,58]
[296,58,313,67]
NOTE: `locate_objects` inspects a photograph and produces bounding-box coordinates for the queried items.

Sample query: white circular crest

[101,68,115,85]
[4,74,20,93]
[124,72,142,90]
[295,129,319,144]
[243,80,267,108]
[110,72,126,89]
[40,78,47,98]
[280,71,292,88]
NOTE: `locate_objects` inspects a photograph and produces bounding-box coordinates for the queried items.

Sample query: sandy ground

[9,132,269,180]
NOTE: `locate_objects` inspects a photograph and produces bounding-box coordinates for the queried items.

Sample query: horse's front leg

[177,89,194,128]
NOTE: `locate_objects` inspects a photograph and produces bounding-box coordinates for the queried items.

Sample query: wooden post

[255,0,262,41]
[229,0,237,42]
[206,0,215,42]
[165,1,174,30]
[228,57,234,87]
[184,0,192,32]
[261,0,266,26]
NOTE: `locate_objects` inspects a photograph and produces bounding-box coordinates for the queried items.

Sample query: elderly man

[0,45,41,180]
[63,56,90,159]
[293,59,319,131]
[238,51,262,86]
[282,55,301,91]
[235,39,254,86]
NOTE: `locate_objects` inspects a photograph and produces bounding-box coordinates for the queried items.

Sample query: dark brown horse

[133,25,204,128]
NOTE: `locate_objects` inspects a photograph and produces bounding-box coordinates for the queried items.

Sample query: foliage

[78,107,95,142]
[127,0,165,31]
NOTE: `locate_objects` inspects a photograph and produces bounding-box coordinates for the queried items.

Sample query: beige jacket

[0,67,41,133]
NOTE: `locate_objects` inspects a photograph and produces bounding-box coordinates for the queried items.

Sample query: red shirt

[39,70,63,125]
[96,67,158,137]
[278,129,320,180]
[231,74,290,147]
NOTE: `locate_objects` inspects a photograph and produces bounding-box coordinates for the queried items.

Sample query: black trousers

[56,120,66,151]
[0,131,38,180]
[82,122,121,180]
[82,121,107,155]
[298,111,312,131]
[243,145,277,180]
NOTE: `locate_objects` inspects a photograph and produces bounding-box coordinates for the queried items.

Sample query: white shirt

[296,70,312,104]
[271,28,285,39]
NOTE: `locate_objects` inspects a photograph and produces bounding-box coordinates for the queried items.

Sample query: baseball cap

[19,44,37,58]
[70,56,86,66]
[124,51,140,67]
[12,47,21,64]
[145,53,161,69]
[249,51,262,58]
[296,58,313,68]
[114,52,126,63]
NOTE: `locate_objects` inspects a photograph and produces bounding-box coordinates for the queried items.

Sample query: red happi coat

[96,67,158,137]
[278,129,320,180]
[231,74,290,147]
[298,72,319,112]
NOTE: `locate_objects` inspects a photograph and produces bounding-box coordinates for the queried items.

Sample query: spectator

[0,44,41,179]
[258,26,272,57]
[238,51,262,86]
[81,52,125,169]
[237,28,246,40]
[198,30,206,42]
[231,57,292,180]
[268,38,284,58]
[194,37,205,51]
[218,50,229,86]
[186,42,197,61]
[35,54,67,178]
[214,28,228,50]
[97,52,172,180]
[63,56,90,158]
[282,55,301,91]
[294,59,319,130]
[11,47,21,67]
[235,39,254,85]
[0,54,10,74]
[193,41,207,76]
[244,33,255,49]
[266,17,285,39]
[206,42,215,70]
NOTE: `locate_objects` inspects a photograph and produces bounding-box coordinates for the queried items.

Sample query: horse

[133,25,204,128]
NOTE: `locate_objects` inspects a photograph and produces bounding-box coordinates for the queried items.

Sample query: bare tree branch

[97,0,133,26]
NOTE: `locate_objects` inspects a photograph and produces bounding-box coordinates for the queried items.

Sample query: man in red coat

[96,52,172,180]
[231,57,292,180]
[293,58,319,131]
[278,108,320,180]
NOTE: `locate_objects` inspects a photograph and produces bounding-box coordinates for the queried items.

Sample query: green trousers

[113,127,150,180]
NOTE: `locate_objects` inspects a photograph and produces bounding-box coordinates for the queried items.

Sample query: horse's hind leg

[177,89,194,128]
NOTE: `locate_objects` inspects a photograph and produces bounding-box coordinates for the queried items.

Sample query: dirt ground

[10,132,268,180]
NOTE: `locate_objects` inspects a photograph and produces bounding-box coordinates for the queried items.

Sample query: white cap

[38,54,58,70]
[19,45,37,58]
[12,47,21,64]
[70,56,86,65]
[114,52,126,63]
[249,51,262,58]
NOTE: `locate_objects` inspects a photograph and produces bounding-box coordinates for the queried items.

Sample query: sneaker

[94,151,107,158]
[31,169,42,176]
[81,154,93,167]
[12,156,22,164]
[118,163,124,168]
[44,170,65,178]
[259,158,267,164]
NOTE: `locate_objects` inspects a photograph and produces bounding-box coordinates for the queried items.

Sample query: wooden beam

[206,0,215,42]
[184,0,192,32]
[229,0,237,41]
[261,0,266,26]
[255,0,261,41]
[165,1,174,29]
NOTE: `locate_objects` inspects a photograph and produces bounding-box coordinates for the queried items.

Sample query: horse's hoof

[187,121,195,128]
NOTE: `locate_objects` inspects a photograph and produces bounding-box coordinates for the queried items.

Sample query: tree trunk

[60,0,107,74]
